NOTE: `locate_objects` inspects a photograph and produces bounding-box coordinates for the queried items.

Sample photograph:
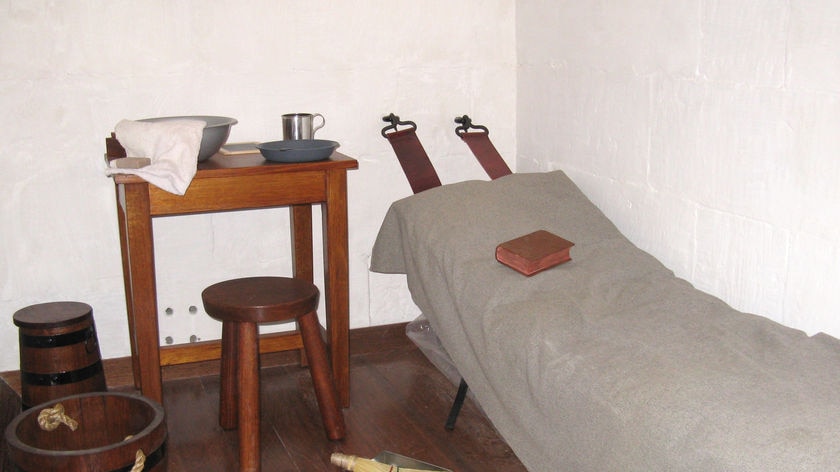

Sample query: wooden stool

[201,277,345,472]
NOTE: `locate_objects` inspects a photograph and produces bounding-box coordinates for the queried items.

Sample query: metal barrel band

[21,360,104,387]
[6,446,165,471]
[19,325,96,349]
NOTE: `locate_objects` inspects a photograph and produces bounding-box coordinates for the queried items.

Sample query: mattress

[370,170,840,471]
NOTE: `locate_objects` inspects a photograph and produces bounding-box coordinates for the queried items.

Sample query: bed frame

[374,118,840,470]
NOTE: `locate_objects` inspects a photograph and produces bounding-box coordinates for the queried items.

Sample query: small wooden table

[106,142,357,406]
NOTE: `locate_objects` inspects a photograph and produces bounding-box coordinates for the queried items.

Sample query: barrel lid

[13,302,93,328]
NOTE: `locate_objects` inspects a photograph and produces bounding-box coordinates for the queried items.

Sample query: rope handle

[123,436,146,472]
[38,405,145,472]
[37,403,78,431]
[130,448,146,472]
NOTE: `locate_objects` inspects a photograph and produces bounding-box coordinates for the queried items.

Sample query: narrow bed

[370,170,840,471]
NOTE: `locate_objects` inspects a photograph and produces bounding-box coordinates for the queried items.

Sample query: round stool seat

[202,276,319,324]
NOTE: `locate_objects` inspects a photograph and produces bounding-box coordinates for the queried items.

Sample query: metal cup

[282,113,325,140]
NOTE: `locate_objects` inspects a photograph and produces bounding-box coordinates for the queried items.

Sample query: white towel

[105,119,205,195]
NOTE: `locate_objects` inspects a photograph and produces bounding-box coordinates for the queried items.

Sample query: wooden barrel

[13,302,107,409]
[5,392,167,471]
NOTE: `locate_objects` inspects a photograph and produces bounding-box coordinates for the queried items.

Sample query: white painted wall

[0,1,515,371]
[518,2,840,338]
[4,0,838,375]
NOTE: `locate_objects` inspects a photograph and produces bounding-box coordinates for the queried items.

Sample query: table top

[111,151,358,184]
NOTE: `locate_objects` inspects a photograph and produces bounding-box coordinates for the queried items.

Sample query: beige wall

[4,0,839,373]
[0,1,516,370]
[518,1,840,338]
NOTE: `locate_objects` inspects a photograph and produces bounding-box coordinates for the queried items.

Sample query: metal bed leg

[445,377,469,430]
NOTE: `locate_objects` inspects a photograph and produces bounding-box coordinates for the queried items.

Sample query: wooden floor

[2,324,527,472]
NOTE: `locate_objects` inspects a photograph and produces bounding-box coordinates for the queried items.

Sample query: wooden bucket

[13,302,107,409]
[5,392,167,471]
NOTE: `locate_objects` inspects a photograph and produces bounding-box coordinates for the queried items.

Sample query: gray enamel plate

[257,139,339,163]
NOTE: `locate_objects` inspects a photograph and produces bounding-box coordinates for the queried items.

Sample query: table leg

[290,204,313,366]
[115,185,141,389]
[121,183,164,403]
[290,204,313,283]
[323,169,350,407]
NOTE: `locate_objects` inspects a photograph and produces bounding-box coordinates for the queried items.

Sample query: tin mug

[282,113,325,140]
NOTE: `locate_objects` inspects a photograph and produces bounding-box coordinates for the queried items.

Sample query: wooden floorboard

[0,378,21,472]
[1,323,527,471]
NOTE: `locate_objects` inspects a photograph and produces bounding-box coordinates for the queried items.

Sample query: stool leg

[219,321,239,430]
[238,322,261,472]
[298,310,346,440]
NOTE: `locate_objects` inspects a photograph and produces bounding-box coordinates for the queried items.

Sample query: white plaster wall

[518,1,840,338]
[0,0,515,371]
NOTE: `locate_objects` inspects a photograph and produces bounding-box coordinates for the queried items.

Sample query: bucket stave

[5,392,167,471]
[14,302,107,409]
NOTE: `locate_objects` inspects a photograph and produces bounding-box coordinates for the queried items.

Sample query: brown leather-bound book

[496,230,574,276]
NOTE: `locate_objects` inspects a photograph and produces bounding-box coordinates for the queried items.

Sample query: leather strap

[383,128,442,193]
[459,131,512,180]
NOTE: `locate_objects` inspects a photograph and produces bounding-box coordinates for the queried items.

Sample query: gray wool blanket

[370,170,840,471]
